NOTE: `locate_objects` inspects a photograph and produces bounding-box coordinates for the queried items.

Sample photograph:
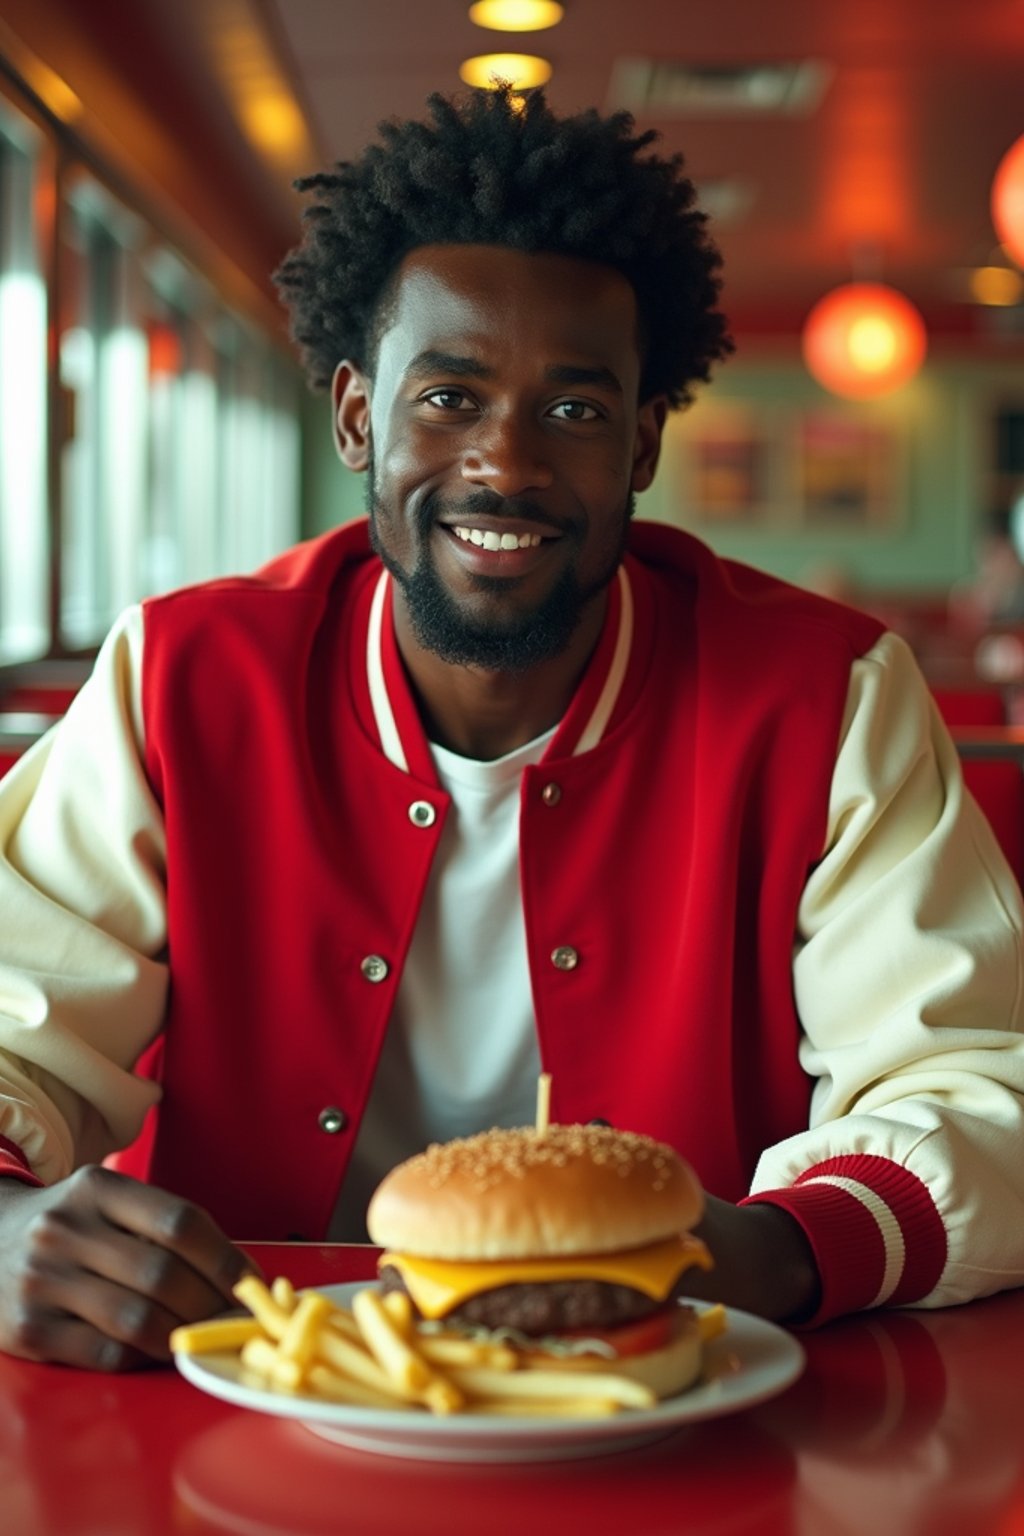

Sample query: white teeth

[452,526,543,550]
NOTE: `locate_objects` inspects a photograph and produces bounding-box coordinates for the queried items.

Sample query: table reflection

[755,1299,1024,1536]
[2,1289,1024,1536]
[172,1411,797,1536]
[0,1352,220,1533]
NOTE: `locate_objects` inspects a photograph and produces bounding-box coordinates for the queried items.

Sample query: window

[0,74,303,665]
[58,174,299,648]
[0,97,49,663]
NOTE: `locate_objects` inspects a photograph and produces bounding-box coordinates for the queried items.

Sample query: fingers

[4,1301,153,1372]
[0,1167,257,1369]
[17,1258,187,1365]
[82,1167,252,1302]
[21,1221,232,1360]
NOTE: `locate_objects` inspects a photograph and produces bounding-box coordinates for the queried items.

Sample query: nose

[460,412,555,497]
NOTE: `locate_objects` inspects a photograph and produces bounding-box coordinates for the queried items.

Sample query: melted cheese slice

[379,1233,713,1320]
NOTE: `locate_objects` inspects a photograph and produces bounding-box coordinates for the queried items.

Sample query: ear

[332,361,372,471]
[630,395,668,494]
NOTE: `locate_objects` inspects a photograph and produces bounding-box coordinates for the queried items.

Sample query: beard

[367,478,634,674]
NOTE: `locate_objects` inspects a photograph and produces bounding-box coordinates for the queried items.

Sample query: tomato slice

[559,1304,680,1359]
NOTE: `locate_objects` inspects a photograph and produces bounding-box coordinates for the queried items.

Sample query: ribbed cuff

[0,1134,43,1187]
[742,1154,947,1326]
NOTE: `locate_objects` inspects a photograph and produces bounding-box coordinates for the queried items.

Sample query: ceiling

[250,0,1024,339]
[4,0,1024,344]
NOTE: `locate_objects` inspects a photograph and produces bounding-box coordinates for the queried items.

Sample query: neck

[393,592,608,761]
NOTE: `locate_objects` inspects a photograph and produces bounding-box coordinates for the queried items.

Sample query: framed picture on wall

[677,404,779,525]
[796,410,903,529]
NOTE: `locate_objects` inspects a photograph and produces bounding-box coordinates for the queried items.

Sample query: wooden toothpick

[535,1072,552,1137]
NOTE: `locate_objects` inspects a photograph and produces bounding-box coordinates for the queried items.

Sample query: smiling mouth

[450,526,546,551]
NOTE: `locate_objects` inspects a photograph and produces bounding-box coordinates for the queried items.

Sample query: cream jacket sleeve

[750,629,1024,1311]
[0,607,166,1180]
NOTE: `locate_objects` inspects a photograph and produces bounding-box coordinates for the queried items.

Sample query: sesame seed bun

[366,1123,704,1261]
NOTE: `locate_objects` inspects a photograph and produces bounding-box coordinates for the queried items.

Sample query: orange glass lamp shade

[801,282,927,399]
[992,134,1024,269]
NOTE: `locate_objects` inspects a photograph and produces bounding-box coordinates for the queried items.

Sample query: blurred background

[1,0,1023,716]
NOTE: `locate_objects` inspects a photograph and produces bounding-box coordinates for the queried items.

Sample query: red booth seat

[0,669,86,778]
[0,685,81,715]
[931,687,1024,887]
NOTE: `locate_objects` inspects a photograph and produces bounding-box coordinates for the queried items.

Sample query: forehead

[374,244,643,381]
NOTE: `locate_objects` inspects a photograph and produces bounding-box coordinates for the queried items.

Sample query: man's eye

[549,400,599,422]
[423,390,475,411]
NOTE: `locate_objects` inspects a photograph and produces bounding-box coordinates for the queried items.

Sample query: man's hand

[680,1193,821,1323]
[0,1167,256,1371]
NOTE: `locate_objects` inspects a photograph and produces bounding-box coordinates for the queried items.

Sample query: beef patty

[378,1265,660,1335]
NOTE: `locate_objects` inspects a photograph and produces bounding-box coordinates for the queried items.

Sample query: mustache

[418,488,568,537]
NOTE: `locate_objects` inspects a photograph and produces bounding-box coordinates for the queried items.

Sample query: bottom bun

[533,1310,704,1400]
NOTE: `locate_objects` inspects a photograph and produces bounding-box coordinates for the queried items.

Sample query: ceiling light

[239,93,307,158]
[469,1,563,29]
[970,265,1024,307]
[459,53,552,90]
[200,2,318,174]
[20,57,81,123]
[802,282,927,399]
[992,135,1024,270]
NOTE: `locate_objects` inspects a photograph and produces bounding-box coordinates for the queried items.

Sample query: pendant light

[992,134,1024,270]
[801,281,927,399]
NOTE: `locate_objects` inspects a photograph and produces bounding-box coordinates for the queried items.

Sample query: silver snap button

[360,954,390,983]
[408,800,436,828]
[318,1106,347,1134]
[541,782,562,806]
[551,945,579,971]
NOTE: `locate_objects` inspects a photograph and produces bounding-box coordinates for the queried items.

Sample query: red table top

[2,1243,1024,1536]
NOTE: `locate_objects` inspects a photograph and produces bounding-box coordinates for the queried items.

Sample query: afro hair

[274,84,733,408]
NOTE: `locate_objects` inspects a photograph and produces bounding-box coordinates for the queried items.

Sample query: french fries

[351,1287,435,1395]
[170,1275,723,1419]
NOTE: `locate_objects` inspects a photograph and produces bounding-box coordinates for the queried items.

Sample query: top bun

[366,1123,704,1261]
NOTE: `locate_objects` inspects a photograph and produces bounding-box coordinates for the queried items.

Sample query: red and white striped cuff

[0,1133,43,1187]
[742,1154,948,1325]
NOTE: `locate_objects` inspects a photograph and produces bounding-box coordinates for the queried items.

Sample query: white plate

[174,1281,805,1463]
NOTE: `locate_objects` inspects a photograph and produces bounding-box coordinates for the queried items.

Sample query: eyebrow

[544,364,623,396]
[404,351,492,380]
[403,352,624,395]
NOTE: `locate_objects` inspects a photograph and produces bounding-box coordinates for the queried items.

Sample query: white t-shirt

[328,727,556,1240]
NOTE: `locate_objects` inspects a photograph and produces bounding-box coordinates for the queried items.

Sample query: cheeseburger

[366,1122,715,1399]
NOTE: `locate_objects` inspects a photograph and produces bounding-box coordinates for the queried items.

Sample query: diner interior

[1,2,1024,881]
[3,7,1024,1535]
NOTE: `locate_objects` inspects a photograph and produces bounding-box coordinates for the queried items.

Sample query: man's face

[335,244,665,672]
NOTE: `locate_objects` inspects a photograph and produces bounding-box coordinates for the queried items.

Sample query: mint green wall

[300,388,367,537]
[638,351,1024,593]
[300,355,1024,593]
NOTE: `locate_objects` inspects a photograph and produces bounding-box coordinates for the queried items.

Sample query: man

[1,87,1023,1372]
